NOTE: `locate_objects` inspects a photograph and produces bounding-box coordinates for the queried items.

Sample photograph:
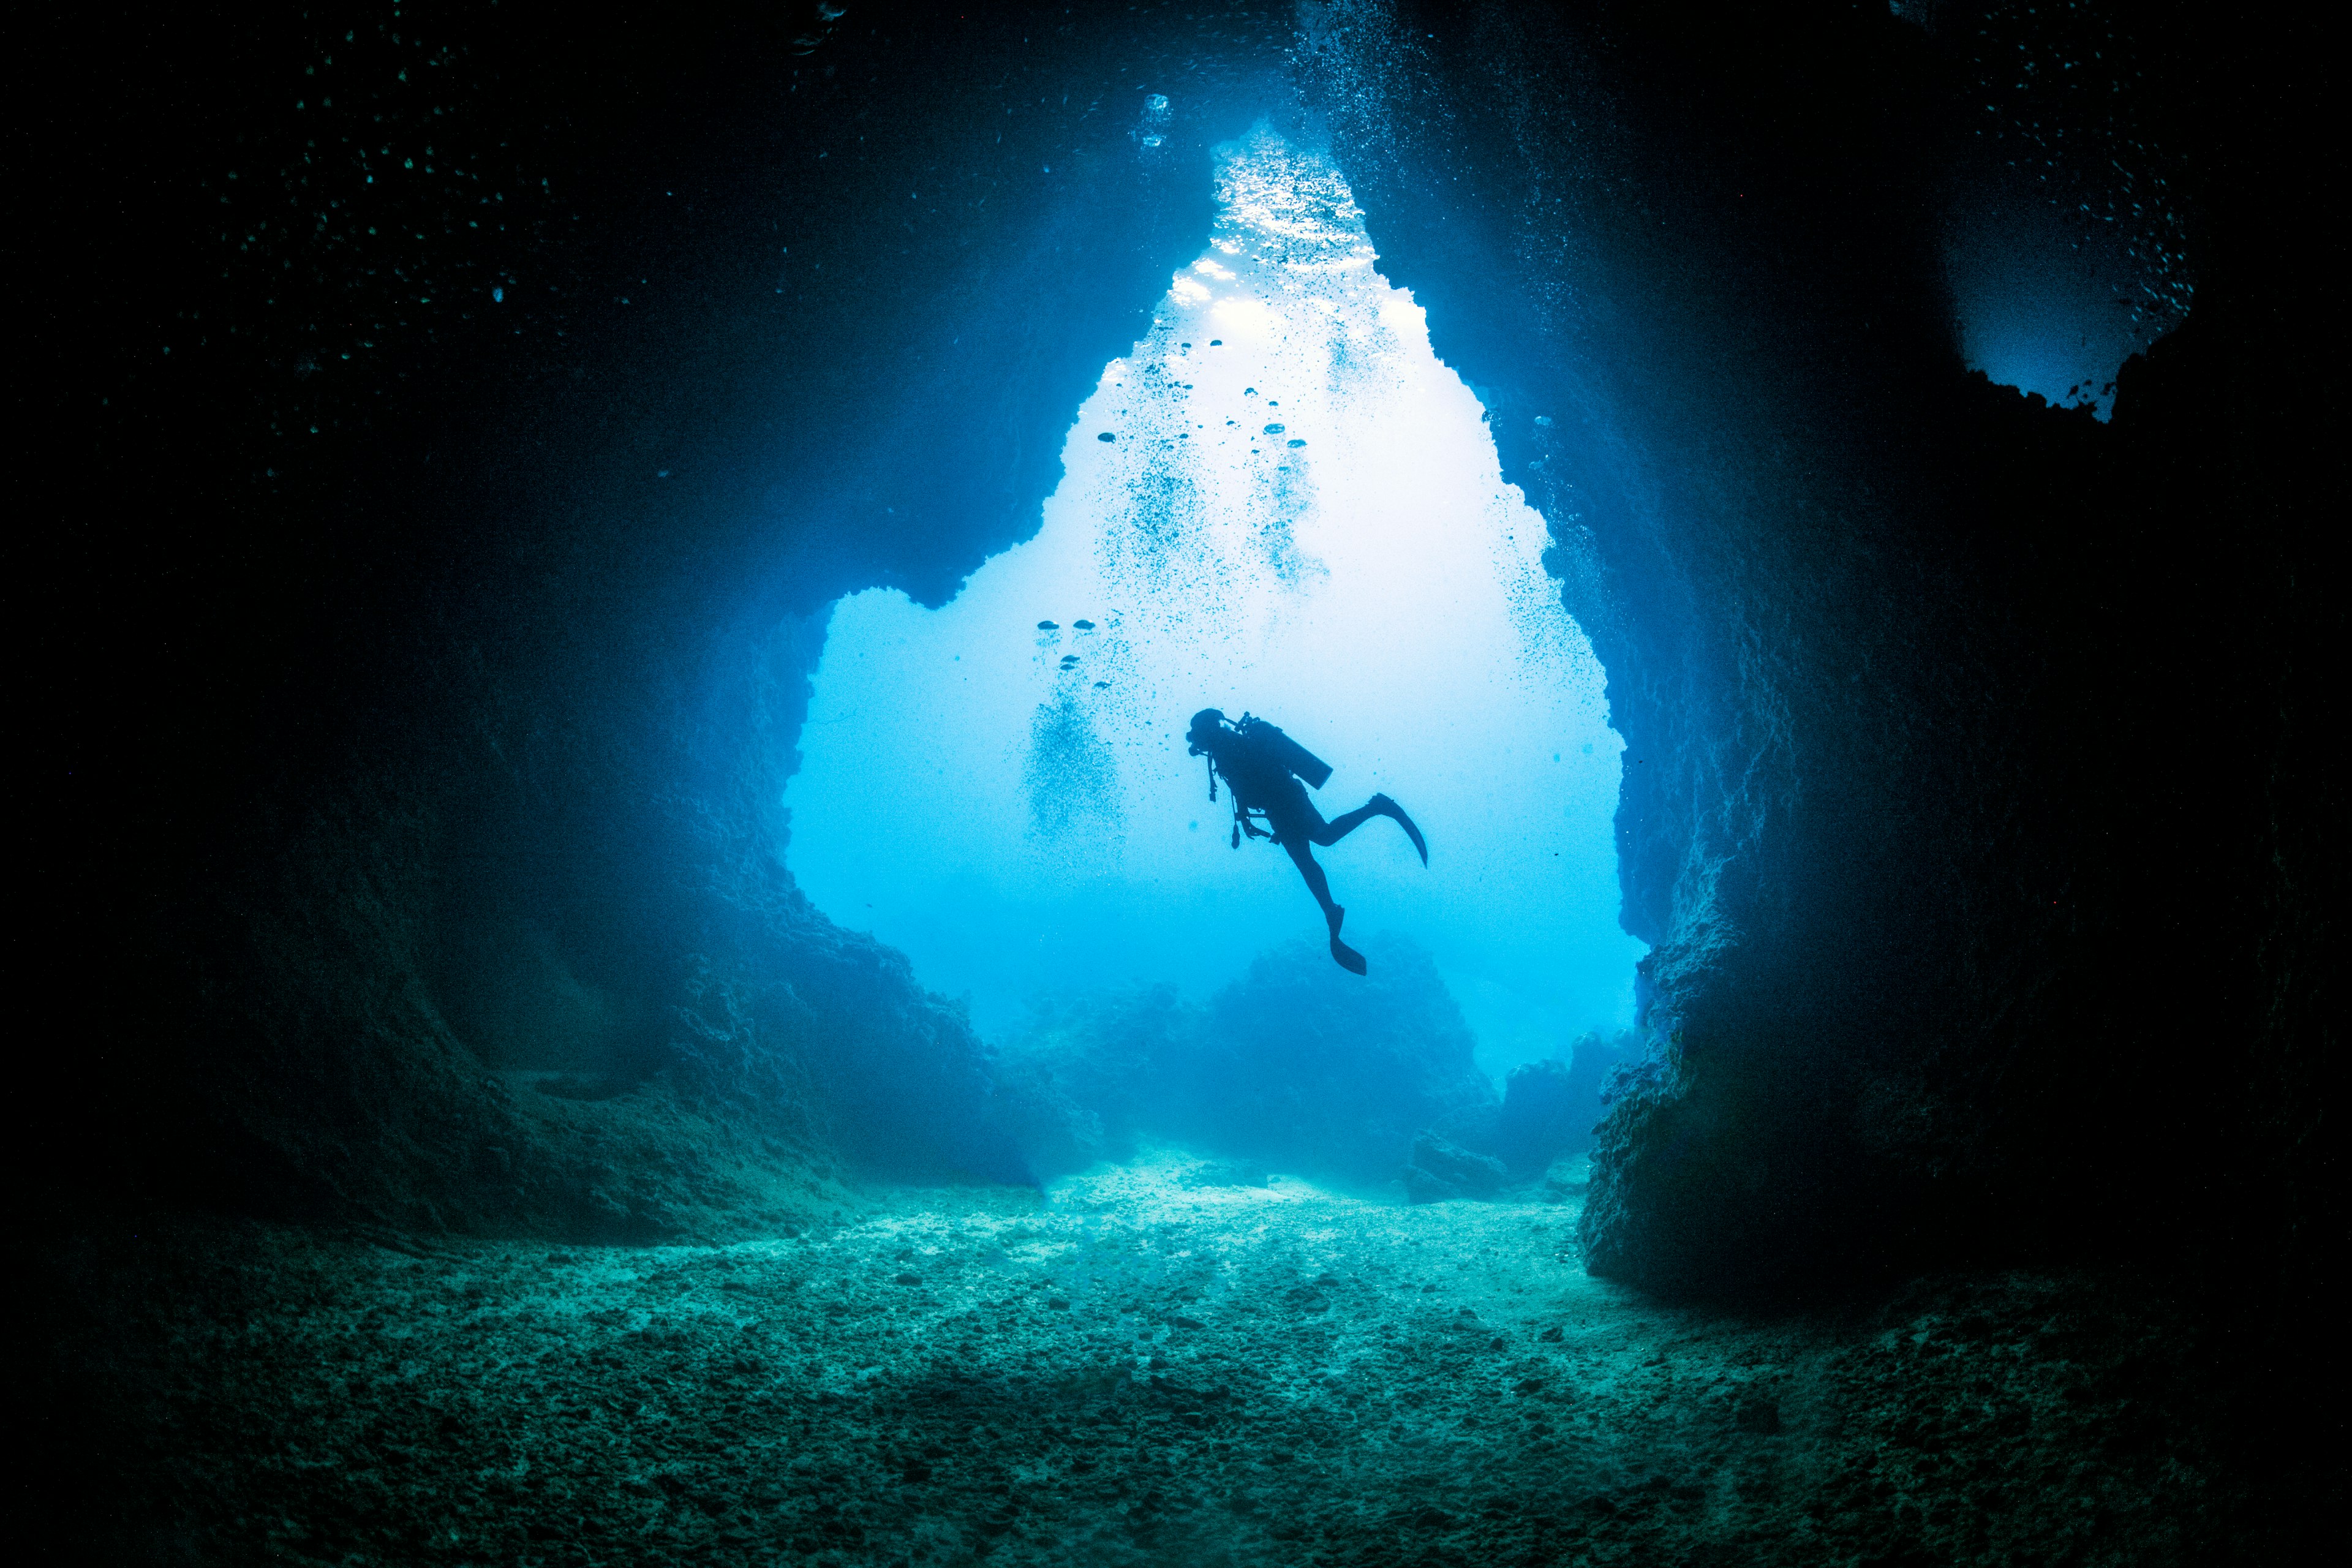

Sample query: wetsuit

[1215,729,1322,846]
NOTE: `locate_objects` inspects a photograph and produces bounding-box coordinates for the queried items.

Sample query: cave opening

[783,126,1643,1095]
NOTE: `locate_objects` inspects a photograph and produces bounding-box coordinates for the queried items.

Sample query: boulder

[1402,1133,1507,1204]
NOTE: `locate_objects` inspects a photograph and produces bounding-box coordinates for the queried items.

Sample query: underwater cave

[28,2,2335,1564]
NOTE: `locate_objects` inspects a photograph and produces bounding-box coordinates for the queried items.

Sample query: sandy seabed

[46,1156,2265,1566]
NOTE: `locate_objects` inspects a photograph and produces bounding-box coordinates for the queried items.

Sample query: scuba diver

[1185,709,1428,975]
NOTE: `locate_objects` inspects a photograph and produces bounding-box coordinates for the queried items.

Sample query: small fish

[1060,655,1080,667]
[1093,680,1110,689]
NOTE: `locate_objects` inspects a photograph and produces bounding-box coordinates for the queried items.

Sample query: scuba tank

[1234,714,1333,789]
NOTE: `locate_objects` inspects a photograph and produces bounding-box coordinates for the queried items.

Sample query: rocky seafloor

[47,1155,2285,1566]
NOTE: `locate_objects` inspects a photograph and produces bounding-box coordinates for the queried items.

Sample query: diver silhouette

[1185,709,1428,975]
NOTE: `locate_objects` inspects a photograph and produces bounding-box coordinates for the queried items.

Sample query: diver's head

[1185,708,1230,756]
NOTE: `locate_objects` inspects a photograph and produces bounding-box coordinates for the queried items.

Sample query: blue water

[1944,178,2180,420]
[783,129,1643,1084]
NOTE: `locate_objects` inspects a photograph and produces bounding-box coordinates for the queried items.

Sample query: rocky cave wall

[45,2,1302,1237]
[1300,0,2333,1298]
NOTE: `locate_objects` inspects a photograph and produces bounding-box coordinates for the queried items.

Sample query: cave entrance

[783,126,1643,1079]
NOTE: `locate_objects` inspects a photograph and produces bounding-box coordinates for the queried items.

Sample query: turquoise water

[784,129,1642,1082]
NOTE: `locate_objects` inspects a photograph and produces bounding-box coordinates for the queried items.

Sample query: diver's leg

[1311,801,1379,844]
[1284,837,1368,976]
[1283,837,1341,925]
[1311,794,1429,865]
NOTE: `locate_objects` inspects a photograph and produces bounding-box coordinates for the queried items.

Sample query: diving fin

[1373,793,1429,866]
[1326,903,1368,974]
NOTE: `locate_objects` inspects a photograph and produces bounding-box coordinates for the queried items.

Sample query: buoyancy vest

[1209,714,1332,812]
